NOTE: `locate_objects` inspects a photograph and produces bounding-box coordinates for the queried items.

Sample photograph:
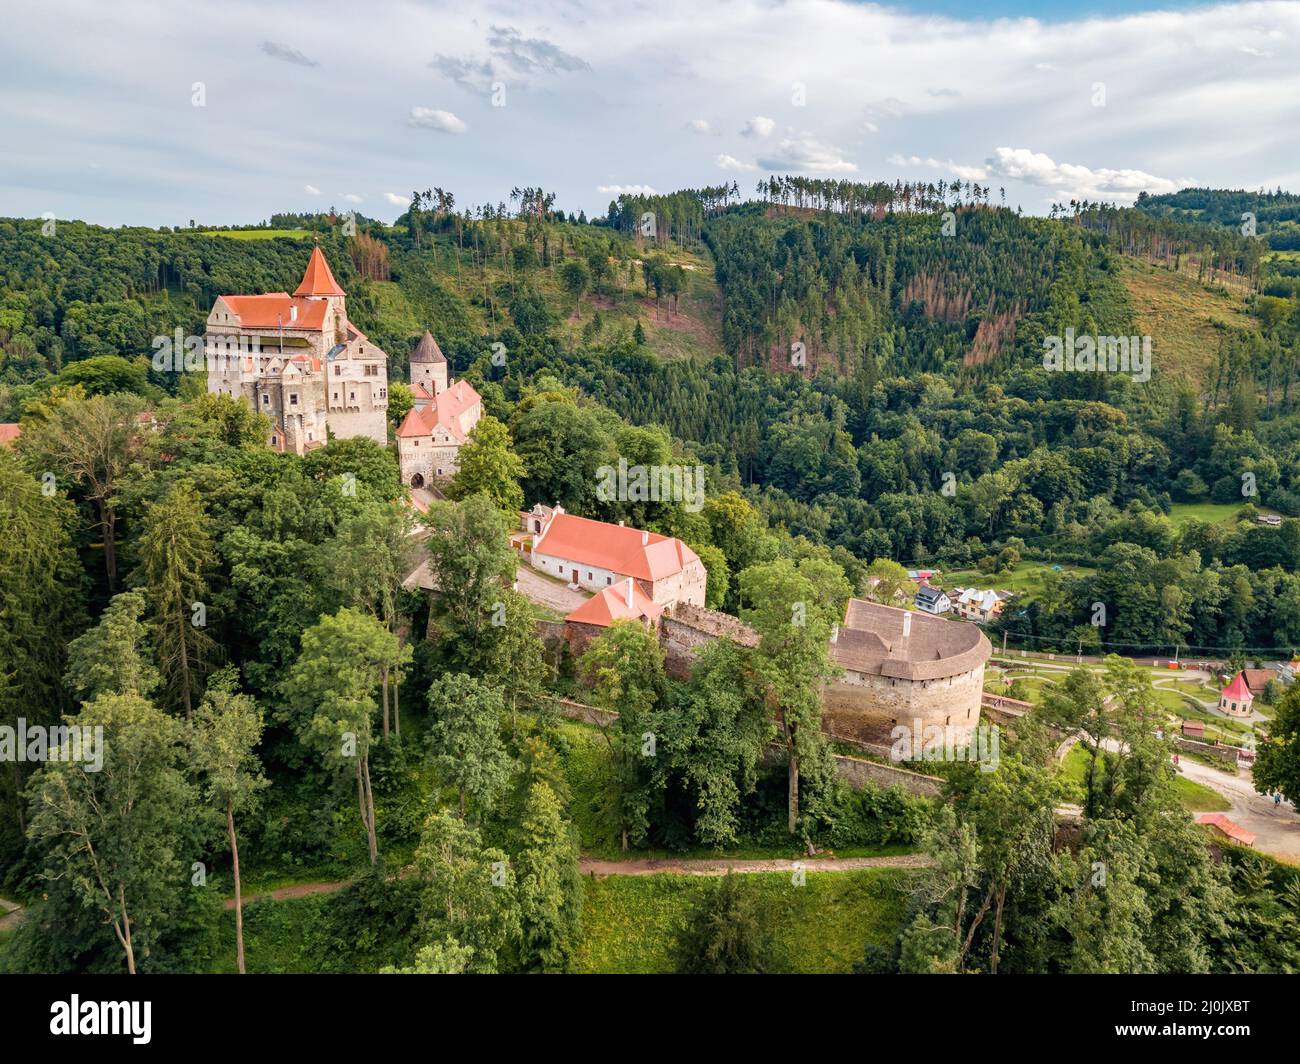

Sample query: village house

[205,247,389,454]
[519,503,706,607]
[395,332,483,487]
[951,587,1008,624]
[914,584,952,615]
[0,423,20,447]
[1219,671,1254,717]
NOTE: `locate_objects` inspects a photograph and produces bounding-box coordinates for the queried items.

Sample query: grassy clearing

[1115,254,1254,384]
[1060,745,1230,813]
[938,561,1094,598]
[570,868,912,974]
[1165,501,1252,527]
[200,229,313,241]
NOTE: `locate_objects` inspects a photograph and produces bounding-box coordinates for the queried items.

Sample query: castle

[396,332,484,487]
[655,596,990,747]
[205,248,389,454]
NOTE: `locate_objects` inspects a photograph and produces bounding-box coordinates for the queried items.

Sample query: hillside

[1115,253,1256,384]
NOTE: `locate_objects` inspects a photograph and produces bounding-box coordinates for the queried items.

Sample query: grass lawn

[1166,501,1253,527]
[939,560,1093,598]
[200,229,313,240]
[1060,745,1230,813]
[570,868,912,974]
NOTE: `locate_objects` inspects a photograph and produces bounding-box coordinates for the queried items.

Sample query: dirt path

[577,854,931,877]
[0,896,25,932]
[219,854,927,908]
[222,880,351,909]
[1175,758,1300,861]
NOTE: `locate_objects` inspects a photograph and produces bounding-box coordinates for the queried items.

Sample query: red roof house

[524,506,707,607]
[1195,813,1256,847]
[0,423,21,447]
[1219,672,1254,718]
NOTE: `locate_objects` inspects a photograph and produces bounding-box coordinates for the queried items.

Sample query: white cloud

[597,184,658,196]
[985,146,1187,202]
[688,118,711,134]
[4,0,1300,225]
[890,154,988,180]
[340,193,363,203]
[759,136,856,174]
[715,154,756,171]
[384,192,410,206]
[740,115,775,138]
[407,108,467,134]
[304,184,320,196]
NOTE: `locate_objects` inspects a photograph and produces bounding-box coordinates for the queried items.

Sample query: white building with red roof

[395,332,483,487]
[205,247,389,454]
[521,503,706,607]
[1219,671,1254,717]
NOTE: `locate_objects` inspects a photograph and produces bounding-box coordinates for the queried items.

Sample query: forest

[2,177,1300,974]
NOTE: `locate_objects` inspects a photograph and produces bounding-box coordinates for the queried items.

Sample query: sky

[1,0,1297,228]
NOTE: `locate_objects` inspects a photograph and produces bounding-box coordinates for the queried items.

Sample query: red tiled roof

[294,247,345,297]
[1221,672,1253,701]
[535,512,700,583]
[566,579,664,628]
[0,423,23,446]
[1195,813,1255,846]
[395,380,482,442]
[1242,669,1273,693]
[218,294,329,331]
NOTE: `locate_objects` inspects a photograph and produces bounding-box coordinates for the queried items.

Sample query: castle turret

[411,331,448,394]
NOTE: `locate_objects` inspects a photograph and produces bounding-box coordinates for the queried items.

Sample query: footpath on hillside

[221,853,930,908]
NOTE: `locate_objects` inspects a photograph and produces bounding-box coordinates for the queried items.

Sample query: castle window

[262,395,270,406]
[334,365,341,376]
[289,394,298,406]
[350,392,356,400]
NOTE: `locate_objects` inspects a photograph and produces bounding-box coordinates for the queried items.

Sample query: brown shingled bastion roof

[831,598,991,681]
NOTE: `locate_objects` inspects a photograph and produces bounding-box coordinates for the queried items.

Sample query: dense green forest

[3,181,1300,975]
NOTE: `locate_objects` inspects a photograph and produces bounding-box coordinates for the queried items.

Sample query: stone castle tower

[204,247,389,454]
[410,331,448,395]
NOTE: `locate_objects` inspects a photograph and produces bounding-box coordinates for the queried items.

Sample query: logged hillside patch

[1116,254,1254,384]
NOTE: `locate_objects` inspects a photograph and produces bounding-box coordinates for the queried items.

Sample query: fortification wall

[822,664,985,745]
[661,602,757,678]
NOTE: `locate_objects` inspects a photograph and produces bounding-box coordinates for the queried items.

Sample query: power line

[998,628,1294,657]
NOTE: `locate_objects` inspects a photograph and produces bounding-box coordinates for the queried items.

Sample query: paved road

[514,563,590,613]
[1175,758,1300,860]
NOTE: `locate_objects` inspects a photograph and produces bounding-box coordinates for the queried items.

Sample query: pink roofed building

[520,503,706,608]
[395,373,483,488]
[1219,671,1254,717]
[564,578,665,655]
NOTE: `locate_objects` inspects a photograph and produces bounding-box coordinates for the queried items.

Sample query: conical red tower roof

[294,246,345,297]
[1221,671,1253,701]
